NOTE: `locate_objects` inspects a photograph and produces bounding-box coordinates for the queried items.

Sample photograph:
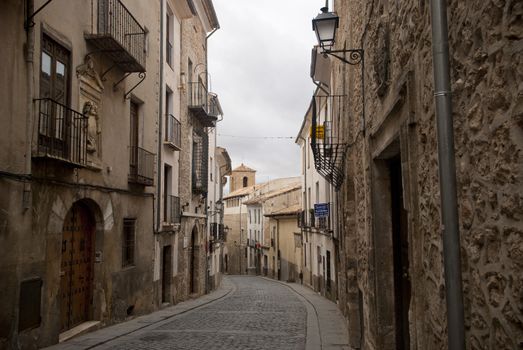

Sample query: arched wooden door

[60,202,95,331]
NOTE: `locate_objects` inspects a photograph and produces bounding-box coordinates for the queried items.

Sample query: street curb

[261,277,323,350]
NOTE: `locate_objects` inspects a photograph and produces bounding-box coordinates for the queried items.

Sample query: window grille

[122,218,136,267]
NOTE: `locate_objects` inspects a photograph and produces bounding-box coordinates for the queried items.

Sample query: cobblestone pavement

[94,276,306,350]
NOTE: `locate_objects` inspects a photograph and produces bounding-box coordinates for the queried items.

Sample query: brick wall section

[334,1,523,349]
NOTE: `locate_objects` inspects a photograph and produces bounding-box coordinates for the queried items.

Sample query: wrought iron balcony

[188,82,222,127]
[129,146,154,186]
[165,114,181,150]
[310,95,348,191]
[165,195,181,224]
[297,210,307,228]
[85,0,146,72]
[211,223,226,242]
[33,98,87,167]
[309,208,315,228]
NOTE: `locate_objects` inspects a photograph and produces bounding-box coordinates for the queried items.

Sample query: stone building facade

[0,0,160,348]
[174,0,221,302]
[315,0,523,349]
[0,0,226,348]
[154,0,224,307]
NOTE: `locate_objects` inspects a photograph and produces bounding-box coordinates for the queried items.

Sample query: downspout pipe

[156,0,165,232]
[430,1,465,349]
[24,0,35,210]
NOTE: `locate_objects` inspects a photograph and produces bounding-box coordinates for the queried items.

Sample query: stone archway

[60,201,96,331]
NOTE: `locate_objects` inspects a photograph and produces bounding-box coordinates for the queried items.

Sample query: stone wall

[334,0,523,349]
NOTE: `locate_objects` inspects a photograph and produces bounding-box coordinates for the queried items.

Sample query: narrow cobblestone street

[45,276,349,350]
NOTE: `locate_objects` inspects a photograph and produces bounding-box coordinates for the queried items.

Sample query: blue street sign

[314,203,329,218]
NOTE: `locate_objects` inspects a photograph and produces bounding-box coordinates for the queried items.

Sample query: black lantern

[312,7,339,51]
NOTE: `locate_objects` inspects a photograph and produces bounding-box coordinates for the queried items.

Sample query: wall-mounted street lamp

[312,6,363,66]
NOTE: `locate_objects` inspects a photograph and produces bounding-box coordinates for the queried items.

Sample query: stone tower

[229,163,256,192]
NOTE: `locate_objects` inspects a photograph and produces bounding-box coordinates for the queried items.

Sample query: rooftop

[232,163,256,173]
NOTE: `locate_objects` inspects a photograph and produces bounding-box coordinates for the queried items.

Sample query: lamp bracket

[323,49,363,66]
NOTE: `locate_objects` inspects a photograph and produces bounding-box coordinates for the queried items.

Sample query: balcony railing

[33,98,87,167]
[165,195,181,224]
[309,209,315,228]
[207,93,222,119]
[298,210,307,228]
[211,223,226,242]
[129,146,154,185]
[188,82,221,127]
[310,95,347,191]
[165,114,181,150]
[86,0,146,72]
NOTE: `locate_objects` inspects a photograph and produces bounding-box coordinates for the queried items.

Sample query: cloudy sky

[208,0,322,185]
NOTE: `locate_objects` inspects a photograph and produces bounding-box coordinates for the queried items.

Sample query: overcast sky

[209,0,322,186]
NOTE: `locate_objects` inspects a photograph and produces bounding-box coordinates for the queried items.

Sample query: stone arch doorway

[60,201,96,331]
[189,225,199,294]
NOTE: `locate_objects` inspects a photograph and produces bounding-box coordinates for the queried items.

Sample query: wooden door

[60,203,94,331]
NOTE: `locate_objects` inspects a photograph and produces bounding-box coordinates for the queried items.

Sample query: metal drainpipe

[430,1,465,349]
[297,134,307,279]
[24,0,35,209]
[156,0,164,233]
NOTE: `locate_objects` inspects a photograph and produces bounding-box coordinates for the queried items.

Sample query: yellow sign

[310,125,324,139]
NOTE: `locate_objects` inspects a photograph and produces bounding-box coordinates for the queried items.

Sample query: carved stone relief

[76,56,104,170]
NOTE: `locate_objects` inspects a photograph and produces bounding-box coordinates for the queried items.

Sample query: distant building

[244,181,302,281]
[222,164,256,275]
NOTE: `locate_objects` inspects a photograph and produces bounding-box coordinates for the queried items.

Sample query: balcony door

[39,34,70,153]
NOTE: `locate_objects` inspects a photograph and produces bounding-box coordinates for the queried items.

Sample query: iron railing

[211,223,226,241]
[34,98,87,166]
[192,128,209,194]
[309,209,315,228]
[87,0,146,72]
[188,82,222,127]
[165,114,181,149]
[165,195,181,224]
[298,210,307,228]
[129,146,154,185]
[188,81,208,109]
[207,93,222,118]
[310,95,348,191]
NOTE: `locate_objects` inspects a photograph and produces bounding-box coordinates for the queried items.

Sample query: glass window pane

[41,52,51,75]
[56,60,65,77]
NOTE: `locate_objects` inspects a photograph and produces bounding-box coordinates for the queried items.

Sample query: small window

[122,219,136,267]
[18,278,42,331]
[243,176,248,187]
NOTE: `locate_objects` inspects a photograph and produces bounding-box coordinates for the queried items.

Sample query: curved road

[47,276,349,350]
